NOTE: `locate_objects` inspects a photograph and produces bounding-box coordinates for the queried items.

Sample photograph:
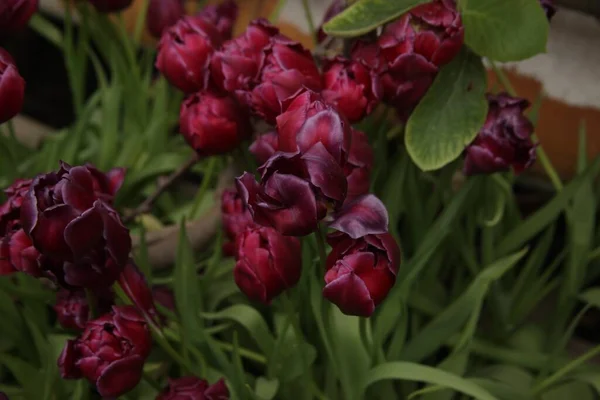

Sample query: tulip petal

[96,355,144,397]
[58,340,82,379]
[64,206,104,260]
[118,260,158,323]
[323,271,375,317]
[302,142,347,203]
[33,204,79,259]
[329,194,389,239]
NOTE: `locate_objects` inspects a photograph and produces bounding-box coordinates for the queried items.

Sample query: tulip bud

[156,16,222,93]
[152,285,175,312]
[58,306,152,397]
[118,260,158,322]
[88,0,133,13]
[322,57,380,123]
[276,90,351,165]
[197,0,238,40]
[0,0,38,34]
[344,129,373,201]
[249,131,279,165]
[221,189,254,256]
[323,232,400,317]
[539,0,556,21]
[316,0,345,44]
[147,0,185,39]
[158,377,229,400]
[464,93,536,176]
[54,288,114,330]
[234,226,301,304]
[0,48,25,124]
[20,162,132,289]
[179,91,251,156]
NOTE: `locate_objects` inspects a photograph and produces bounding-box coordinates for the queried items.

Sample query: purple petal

[323,271,375,317]
[96,355,144,397]
[329,194,389,239]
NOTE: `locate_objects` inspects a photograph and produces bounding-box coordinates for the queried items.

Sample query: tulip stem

[189,156,218,219]
[269,0,288,23]
[124,153,200,223]
[142,371,163,392]
[84,289,97,319]
[315,225,328,271]
[301,0,317,45]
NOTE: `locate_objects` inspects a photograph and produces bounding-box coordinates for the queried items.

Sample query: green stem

[85,289,97,319]
[269,0,288,23]
[213,339,267,364]
[301,0,317,44]
[315,225,328,271]
[189,157,217,219]
[533,343,600,394]
[134,0,151,44]
[490,61,516,96]
[142,371,163,392]
[7,120,17,142]
[283,293,312,400]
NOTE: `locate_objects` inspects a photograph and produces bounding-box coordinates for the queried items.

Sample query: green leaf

[406,49,487,171]
[360,362,499,400]
[202,305,275,357]
[400,248,527,362]
[255,377,279,400]
[459,0,549,62]
[323,0,429,37]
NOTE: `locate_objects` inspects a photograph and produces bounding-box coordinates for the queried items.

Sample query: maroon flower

[54,287,114,330]
[152,285,176,313]
[179,91,251,156]
[539,0,556,21]
[88,0,133,13]
[0,227,41,276]
[249,131,279,165]
[158,377,229,400]
[118,260,158,322]
[58,306,152,397]
[20,162,131,288]
[237,146,348,236]
[156,16,222,93]
[234,225,301,304]
[316,0,345,43]
[344,129,373,201]
[464,93,536,176]
[221,189,254,256]
[276,90,351,165]
[0,48,25,124]
[329,194,389,239]
[147,0,185,39]
[197,0,238,40]
[0,178,31,232]
[323,232,400,317]
[0,0,38,34]
[322,56,380,123]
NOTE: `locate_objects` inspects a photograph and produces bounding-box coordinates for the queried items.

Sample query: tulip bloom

[0,0,38,34]
[58,306,152,397]
[179,91,251,156]
[20,162,131,288]
[324,232,400,317]
[234,226,301,304]
[118,260,158,322]
[464,93,536,176]
[0,48,25,124]
[54,288,114,330]
[322,57,381,123]
[249,131,279,166]
[221,189,254,256]
[88,0,133,13]
[158,377,229,400]
[197,0,238,40]
[147,0,185,39]
[156,16,222,93]
[344,129,374,201]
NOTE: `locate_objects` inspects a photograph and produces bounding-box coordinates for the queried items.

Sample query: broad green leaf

[470,378,530,400]
[255,377,279,400]
[406,49,487,171]
[542,381,595,400]
[360,362,499,400]
[579,288,600,309]
[459,0,549,62]
[323,0,429,37]
[202,304,275,357]
[400,248,527,362]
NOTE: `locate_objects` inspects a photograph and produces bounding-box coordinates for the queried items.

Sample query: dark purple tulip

[179,91,251,156]
[118,260,158,322]
[344,129,373,201]
[152,285,176,312]
[329,194,389,239]
[539,0,556,21]
[147,0,185,39]
[221,189,254,256]
[237,146,348,237]
[156,16,222,93]
[88,0,133,13]
[316,0,345,43]
[197,0,238,40]
[20,162,131,289]
[234,225,301,304]
[276,90,351,165]
[0,0,38,34]
[58,306,152,397]
[0,48,25,124]
[322,57,381,123]
[54,287,114,330]
[0,178,31,232]
[158,377,229,400]
[464,93,536,176]
[249,131,279,165]
[323,232,400,317]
